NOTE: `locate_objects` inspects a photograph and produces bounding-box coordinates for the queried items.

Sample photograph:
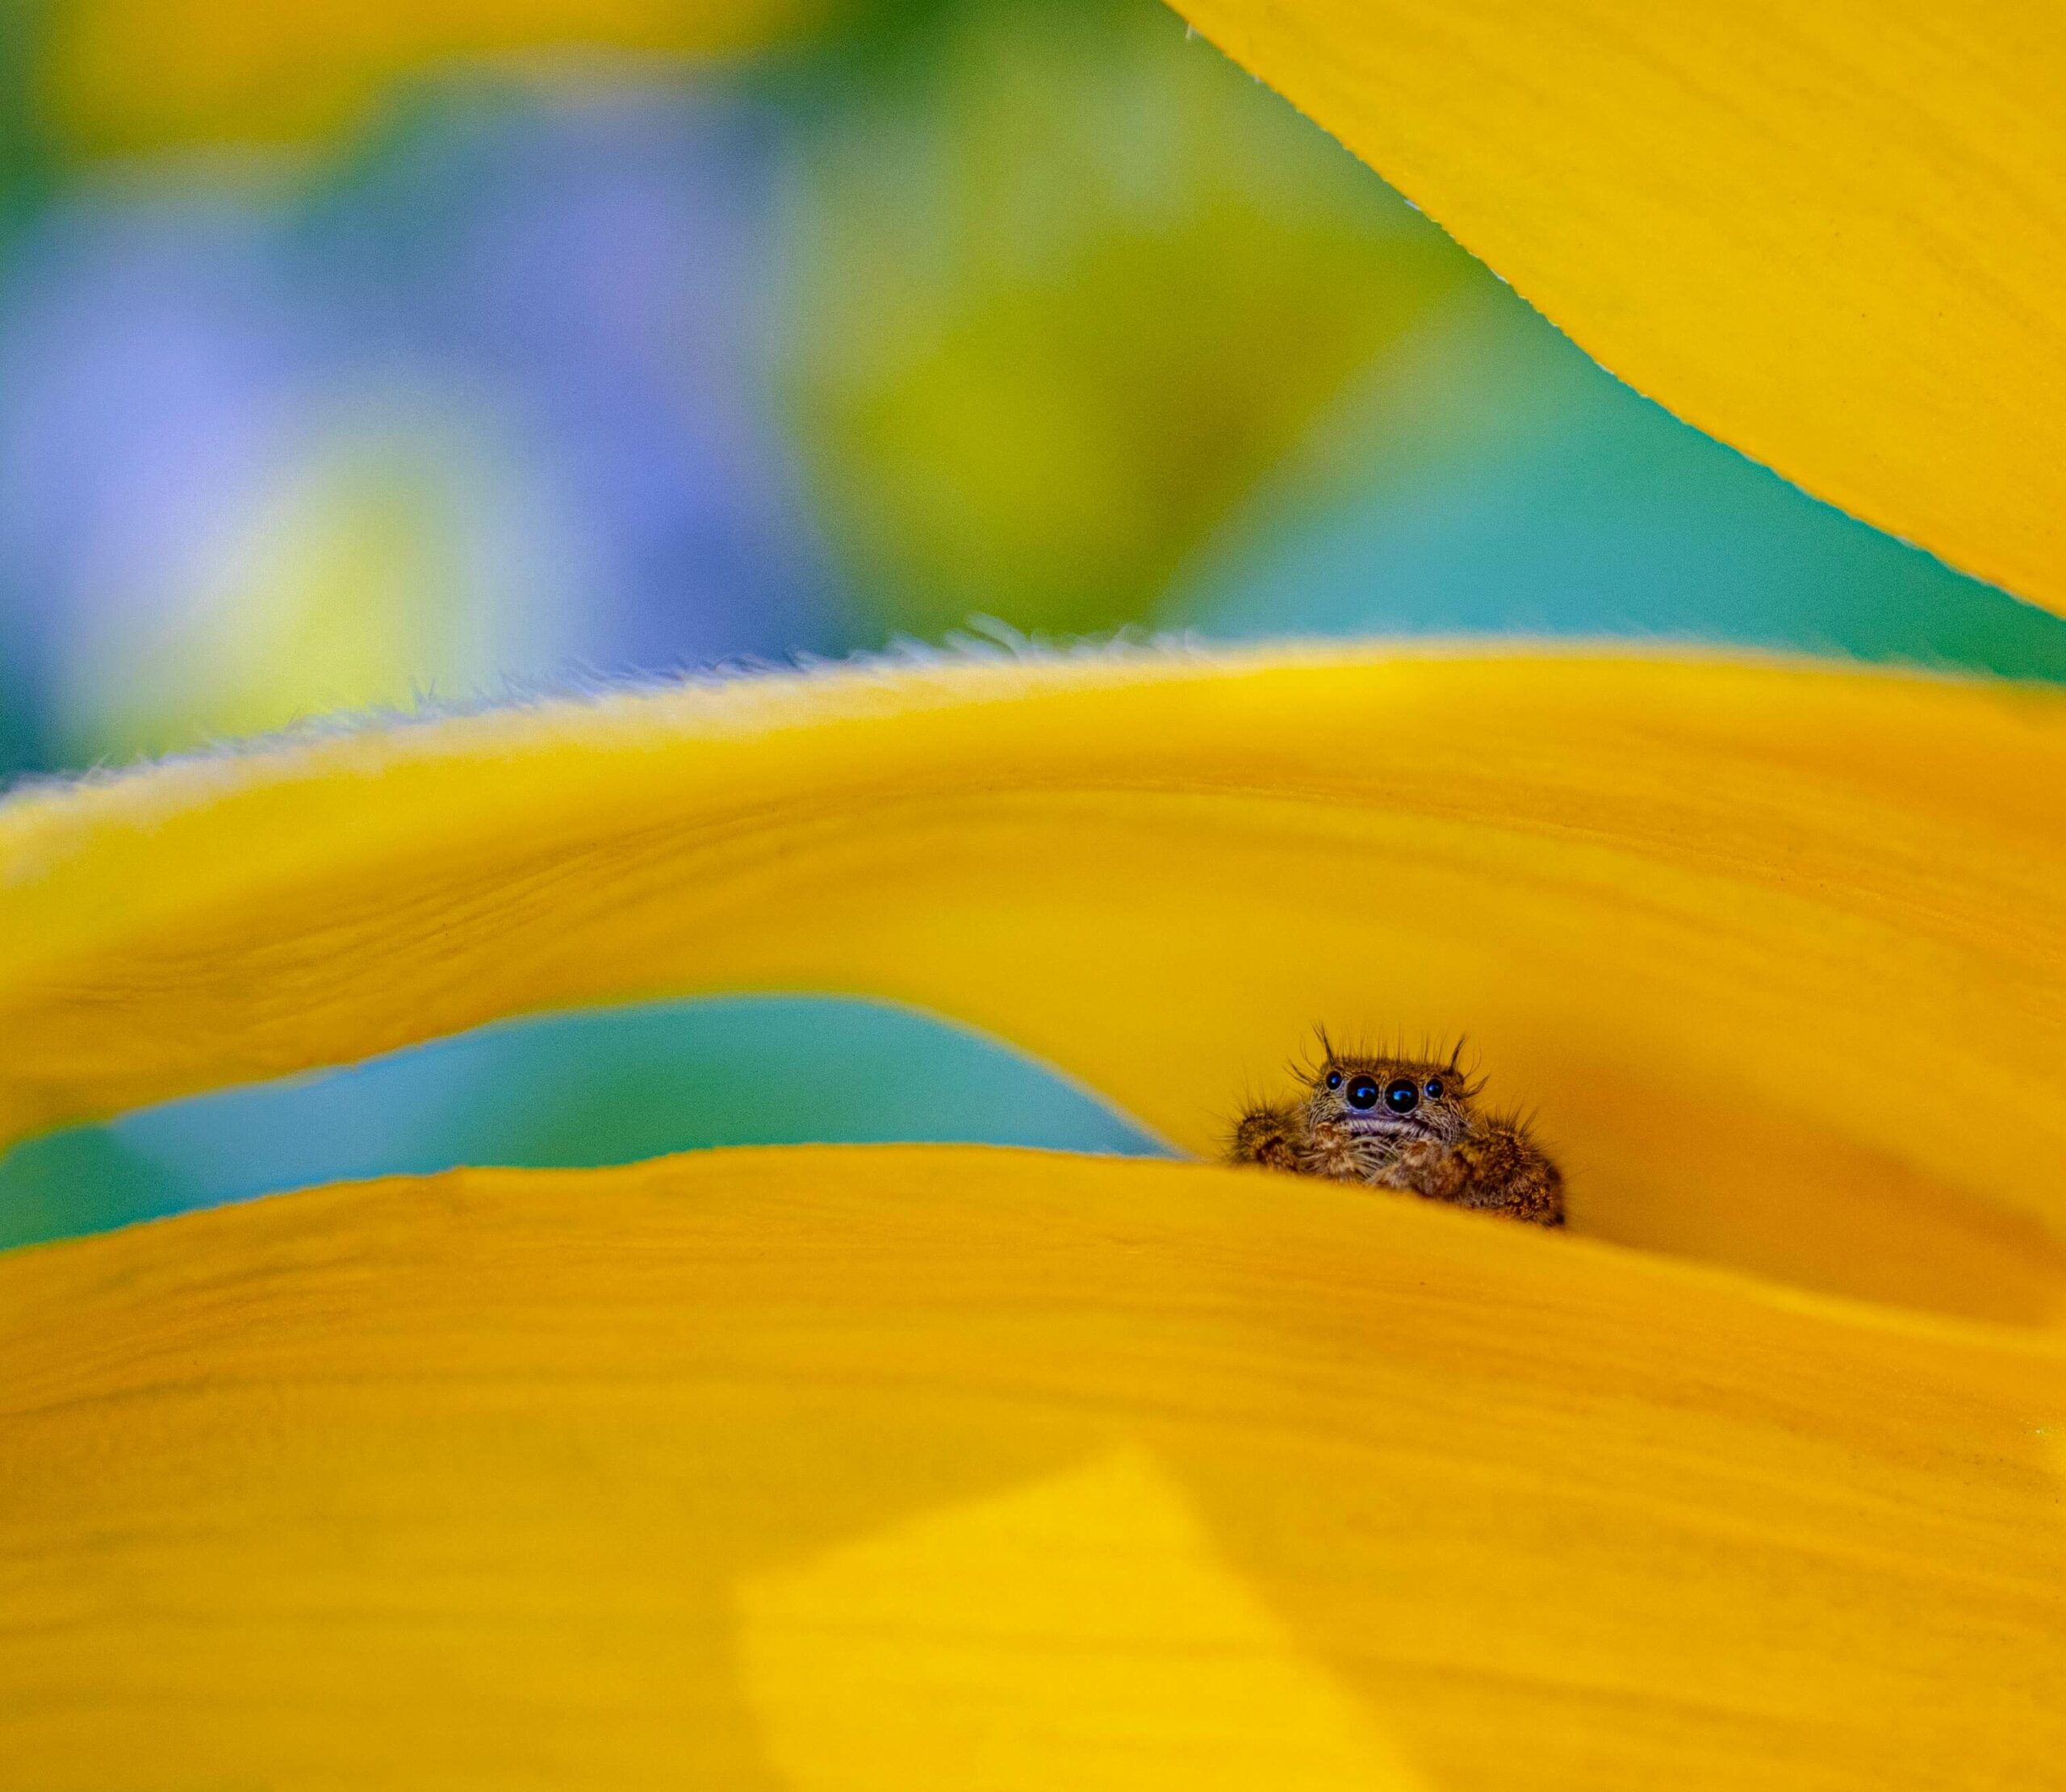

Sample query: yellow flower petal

[2,1147,2060,1786]
[44,0,827,157]
[3,650,2065,1322]
[741,1447,1426,1790]
[1167,0,2066,615]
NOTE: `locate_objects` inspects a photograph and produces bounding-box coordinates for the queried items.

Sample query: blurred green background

[6,0,2065,1243]
[6,0,2065,779]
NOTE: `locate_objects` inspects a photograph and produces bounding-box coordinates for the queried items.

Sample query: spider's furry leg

[1228,1101,1305,1172]
[1444,1120,1565,1226]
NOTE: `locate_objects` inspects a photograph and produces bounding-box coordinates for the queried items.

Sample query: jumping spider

[1230,1040,1563,1226]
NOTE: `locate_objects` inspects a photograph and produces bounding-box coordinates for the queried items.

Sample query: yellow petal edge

[2,1147,2061,1788]
[1167,0,2066,616]
[2,648,2065,1322]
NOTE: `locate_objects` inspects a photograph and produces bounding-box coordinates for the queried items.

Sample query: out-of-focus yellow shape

[3,651,2066,1323]
[1166,0,2066,616]
[2,1148,2060,1788]
[53,411,562,765]
[741,1447,1424,1790]
[44,0,829,156]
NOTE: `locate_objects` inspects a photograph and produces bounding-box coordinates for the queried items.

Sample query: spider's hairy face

[1303,1054,1476,1149]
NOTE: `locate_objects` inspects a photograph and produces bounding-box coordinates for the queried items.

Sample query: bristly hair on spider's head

[1294,1027,1482,1101]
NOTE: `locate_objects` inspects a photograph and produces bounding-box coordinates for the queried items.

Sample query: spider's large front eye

[1345,1074,1379,1109]
[1326,1069,1342,1090]
[1384,1077,1420,1114]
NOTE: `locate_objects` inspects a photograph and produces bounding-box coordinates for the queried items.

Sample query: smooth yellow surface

[1168,0,2066,616]
[2,1147,2061,1789]
[741,1448,1424,1790]
[44,0,826,155]
[4,650,2065,1322]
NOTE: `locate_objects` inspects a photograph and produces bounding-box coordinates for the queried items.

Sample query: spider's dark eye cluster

[1325,1069,1342,1090]
[1384,1077,1420,1113]
[1345,1073,1379,1109]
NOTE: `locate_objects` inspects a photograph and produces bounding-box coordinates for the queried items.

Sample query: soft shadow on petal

[2,1147,2061,1788]
[4,650,2065,1318]
[741,1447,1427,1790]
[1167,0,2066,616]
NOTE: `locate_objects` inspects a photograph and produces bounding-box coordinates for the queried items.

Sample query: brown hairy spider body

[1230,1042,1563,1226]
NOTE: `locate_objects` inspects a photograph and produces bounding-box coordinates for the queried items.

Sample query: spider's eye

[1325,1069,1342,1090]
[1384,1077,1420,1114]
[1424,1078,1444,1100]
[1345,1074,1380,1109]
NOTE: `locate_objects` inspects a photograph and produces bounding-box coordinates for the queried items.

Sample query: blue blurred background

[6,0,2066,780]
[6,0,2066,1243]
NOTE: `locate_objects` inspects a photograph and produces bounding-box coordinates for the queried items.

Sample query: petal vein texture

[1165,0,2066,616]
[2,1149,2062,1788]
[2,649,2065,1321]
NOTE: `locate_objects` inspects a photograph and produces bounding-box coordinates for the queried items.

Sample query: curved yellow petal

[1166,0,2066,616]
[44,0,826,157]
[2,1147,2061,1787]
[3,650,2065,1322]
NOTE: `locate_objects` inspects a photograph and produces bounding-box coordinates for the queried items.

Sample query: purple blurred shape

[0,80,851,761]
